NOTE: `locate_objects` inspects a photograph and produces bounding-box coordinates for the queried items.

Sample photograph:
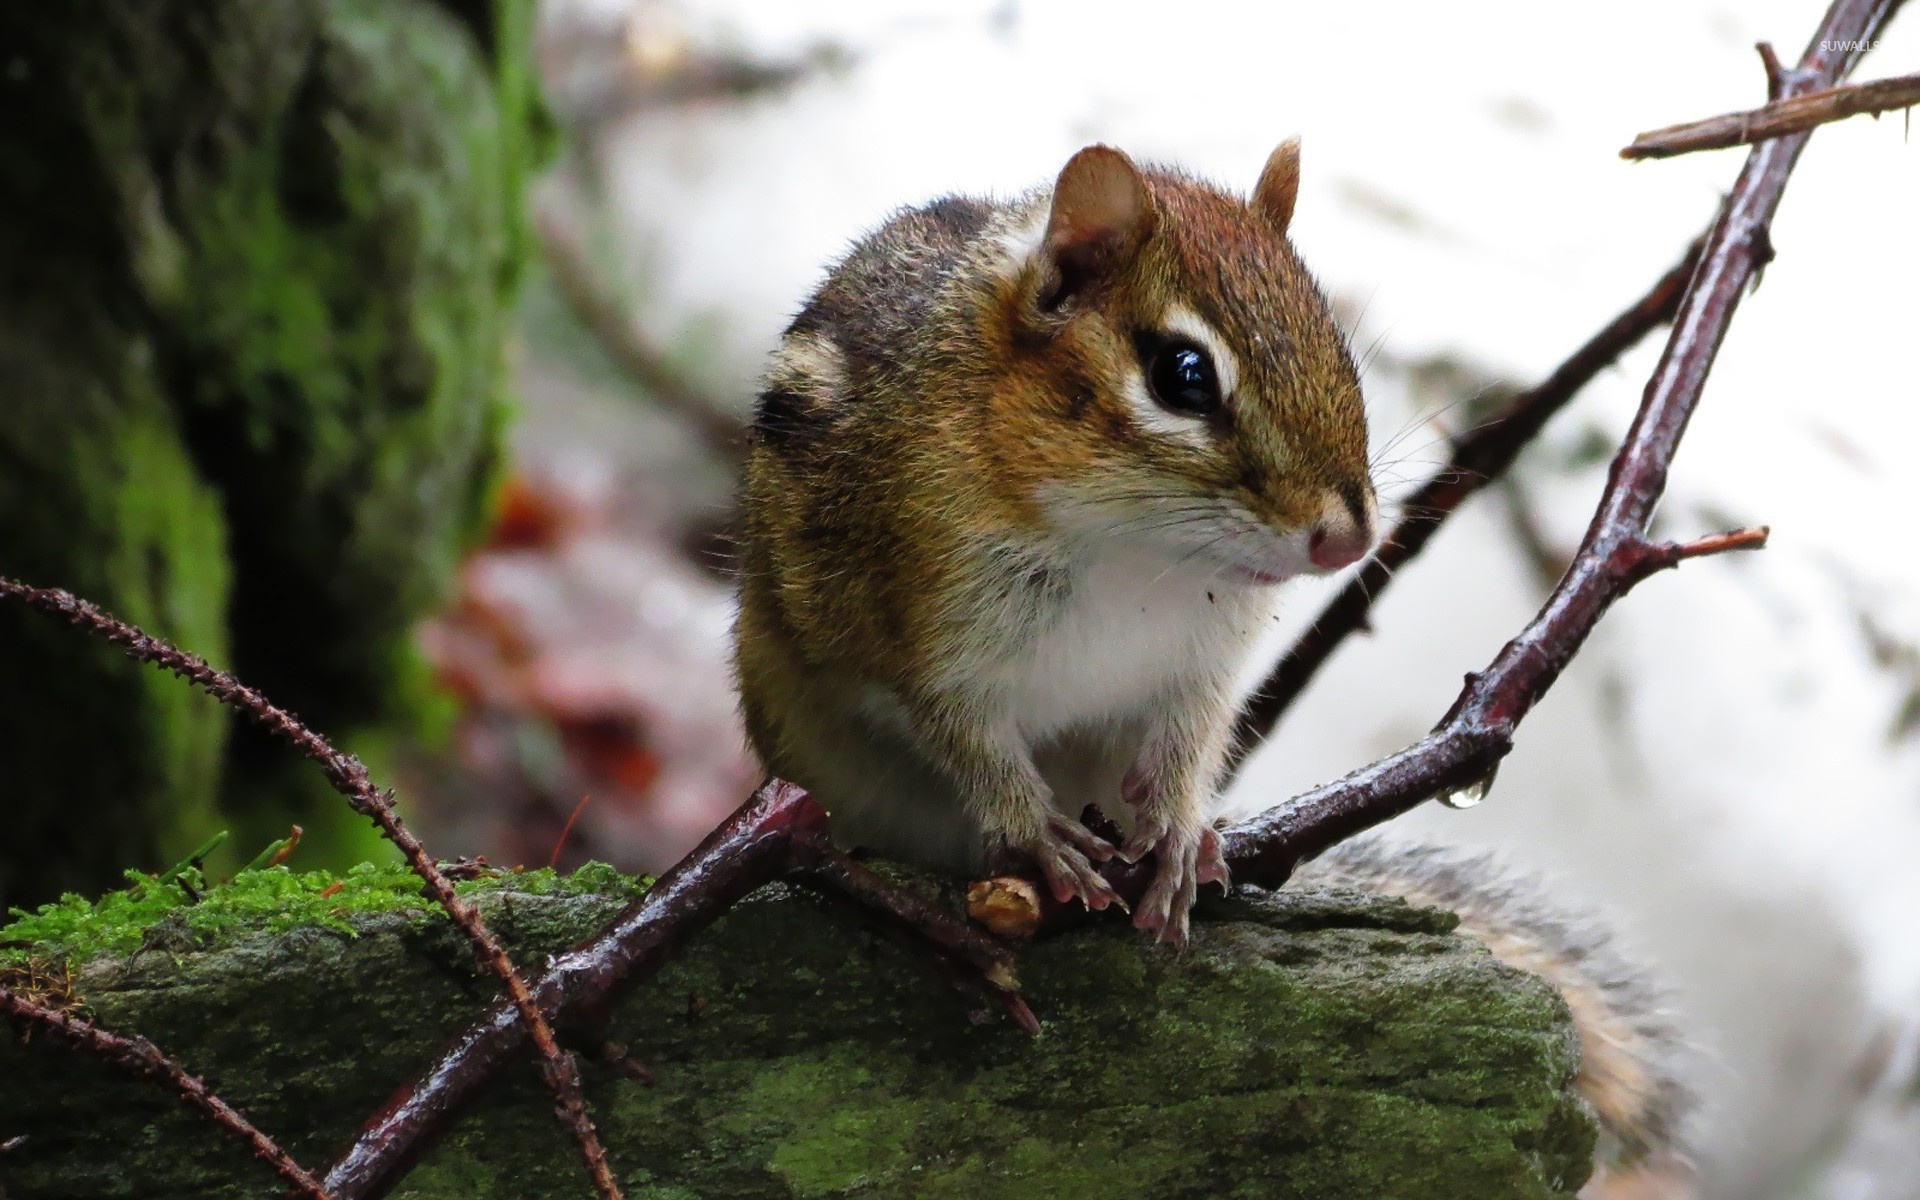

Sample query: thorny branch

[1623,69,1920,159]
[0,597,1024,1200]
[0,578,627,1200]
[0,983,334,1200]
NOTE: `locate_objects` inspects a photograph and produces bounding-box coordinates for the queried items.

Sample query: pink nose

[1308,527,1370,570]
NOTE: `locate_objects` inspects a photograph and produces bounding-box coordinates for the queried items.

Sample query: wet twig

[0,578,626,1200]
[0,983,333,1199]
[1623,68,1920,159]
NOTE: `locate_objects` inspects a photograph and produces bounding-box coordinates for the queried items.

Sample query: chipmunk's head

[990,140,1375,581]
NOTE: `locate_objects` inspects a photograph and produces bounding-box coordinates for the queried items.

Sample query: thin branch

[0,984,333,1199]
[1623,70,1920,159]
[0,578,625,1200]
[1630,525,1773,572]
[1226,237,1705,769]
[531,187,747,463]
[323,779,1023,1200]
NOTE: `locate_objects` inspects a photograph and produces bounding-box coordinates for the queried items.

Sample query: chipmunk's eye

[1139,336,1223,417]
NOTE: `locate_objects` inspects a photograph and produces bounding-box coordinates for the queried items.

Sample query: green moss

[0,859,649,969]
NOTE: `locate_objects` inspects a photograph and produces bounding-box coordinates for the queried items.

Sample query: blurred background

[2,1,1916,1196]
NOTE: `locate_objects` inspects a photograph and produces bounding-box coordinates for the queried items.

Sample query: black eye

[1138,335,1223,416]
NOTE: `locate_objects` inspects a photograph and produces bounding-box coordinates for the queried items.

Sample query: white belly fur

[811,544,1275,869]
[995,549,1263,738]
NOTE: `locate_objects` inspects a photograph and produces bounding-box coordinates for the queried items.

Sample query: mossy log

[0,875,1595,1198]
[0,0,534,904]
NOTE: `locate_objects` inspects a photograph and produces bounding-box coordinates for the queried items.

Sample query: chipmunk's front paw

[997,816,1120,913]
[1130,824,1229,946]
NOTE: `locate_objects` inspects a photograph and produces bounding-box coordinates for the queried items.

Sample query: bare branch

[6,3,1894,1189]
[0,983,333,1199]
[1624,71,1920,159]
[0,578,625,1200]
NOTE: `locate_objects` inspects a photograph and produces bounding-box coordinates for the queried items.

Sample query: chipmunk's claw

[1119,815,1167,865]
[1128,823,1227,945]
[1196,825,1231,891]
[1019,817,1120,912]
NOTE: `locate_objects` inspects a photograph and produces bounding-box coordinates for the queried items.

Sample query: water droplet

[1437,765,1499,810]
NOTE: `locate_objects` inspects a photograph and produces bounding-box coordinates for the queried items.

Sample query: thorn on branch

[1675,525,1772,558]
[1758,41,1788,101]
[1615,526,1770,584]
[1747,220,1777,290]
[1663,525,1773,565]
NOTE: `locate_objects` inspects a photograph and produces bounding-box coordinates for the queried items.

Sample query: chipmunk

[733,139,1375,944]
[732,141,1698,1194]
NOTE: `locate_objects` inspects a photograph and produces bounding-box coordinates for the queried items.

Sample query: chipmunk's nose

[1307,486,1375,571]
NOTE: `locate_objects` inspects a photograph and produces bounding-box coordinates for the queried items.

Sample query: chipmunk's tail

[1294,836,1699,1200]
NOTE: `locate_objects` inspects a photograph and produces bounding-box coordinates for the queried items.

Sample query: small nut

[966,875,1043,938]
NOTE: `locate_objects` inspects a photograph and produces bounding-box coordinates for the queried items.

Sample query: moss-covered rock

[0,869,1595,1198]
[0,0,538,902]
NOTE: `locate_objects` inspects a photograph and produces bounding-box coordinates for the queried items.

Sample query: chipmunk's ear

[1038,145,1155,310]
[1253,136,1301,235]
